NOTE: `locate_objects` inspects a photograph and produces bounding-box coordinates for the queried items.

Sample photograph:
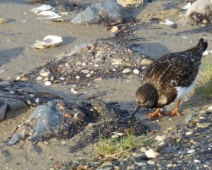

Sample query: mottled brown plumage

[132,38,208,118]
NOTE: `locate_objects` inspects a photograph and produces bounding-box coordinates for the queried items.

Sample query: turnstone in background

[132,38,208,118]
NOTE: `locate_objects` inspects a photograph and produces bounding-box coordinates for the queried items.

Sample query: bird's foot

[168,108,181,116]
[147,109,162,118]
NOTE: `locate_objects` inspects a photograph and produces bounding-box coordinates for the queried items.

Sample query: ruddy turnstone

[132,38,208,118]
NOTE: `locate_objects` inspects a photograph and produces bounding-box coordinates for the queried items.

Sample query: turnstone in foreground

[132,38,208,118]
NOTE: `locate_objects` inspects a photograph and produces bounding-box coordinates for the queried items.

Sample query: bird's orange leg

[147,108,162,117]
[168,99,182,116]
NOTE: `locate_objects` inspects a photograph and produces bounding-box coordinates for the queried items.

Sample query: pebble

[16,76,21,80]
[140,58,152,65]
[122,68,131,74]
[21,77,29,81]
[196,122,211,128]
[145,149,159,159]
[147,160,155,165]
[207,105,212,110]
[44,81,52,86]
[0,18,8,24]
[187,149,195,154]
[194,159,201,163]
[36,76,43,81]
[133,69,140,75]
[81,69,90,74]
[155,135,166,142]
[110,26,119,33]
[167,164,173,168]
[112,58,123,65]
[40,69,51,77]
[74,112,85,121]
[185,131,193,136]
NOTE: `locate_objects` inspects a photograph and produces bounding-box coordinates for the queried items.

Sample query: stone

[133,69,140,75]
[140,58,152,65]
[196,122,211,128]
[0,18,8,24]
[40,69,51,77]
[44,81,52,86]
[122,68,131,74]
[71,0,124,24]
[145,149,159,159]
[117,0,143,8]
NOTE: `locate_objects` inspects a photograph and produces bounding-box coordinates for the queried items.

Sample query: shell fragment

[32,35,63,49]
[31,5,53,14]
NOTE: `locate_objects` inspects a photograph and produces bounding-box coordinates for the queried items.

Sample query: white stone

[122,68,131,74]
[187,149,195,154]
[185,131,193,135]
[145,149,159,158]
[155,135,166,142]
[208,105,212,110]
[40,69,51,77]
[44,81,52,86]
[36,76,43,81]
[133,69,140,75]
[194,159,201,163]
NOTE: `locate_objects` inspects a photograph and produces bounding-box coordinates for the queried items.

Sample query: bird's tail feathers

[197,38,208,52]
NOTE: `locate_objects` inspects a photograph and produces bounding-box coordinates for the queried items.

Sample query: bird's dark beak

[131,105,141,117]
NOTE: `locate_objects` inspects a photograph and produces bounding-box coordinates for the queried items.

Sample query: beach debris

[30,4,61,19]
[7,99,149,148]
[31,4,53,13]
[24,38,148,88]
[32,35,63,49]
[37,11,61,19]
[160,19,177,28]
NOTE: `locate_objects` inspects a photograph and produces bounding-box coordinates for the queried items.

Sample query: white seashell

[160,19,175,26]
[37,11,61,19]
[32,35,63,49]
[31,5,53,14]
[181,2,191,10]
[145,149,159,158]
[44,81,52,86]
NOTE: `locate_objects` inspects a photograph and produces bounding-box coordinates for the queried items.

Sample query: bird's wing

[143,51,199,87]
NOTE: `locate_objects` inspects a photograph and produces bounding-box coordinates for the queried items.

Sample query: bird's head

[132,83,158,116]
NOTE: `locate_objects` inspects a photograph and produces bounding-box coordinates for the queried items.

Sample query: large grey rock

[0,98,28,121]
[7,100,64,145]
[71,0,123,24]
